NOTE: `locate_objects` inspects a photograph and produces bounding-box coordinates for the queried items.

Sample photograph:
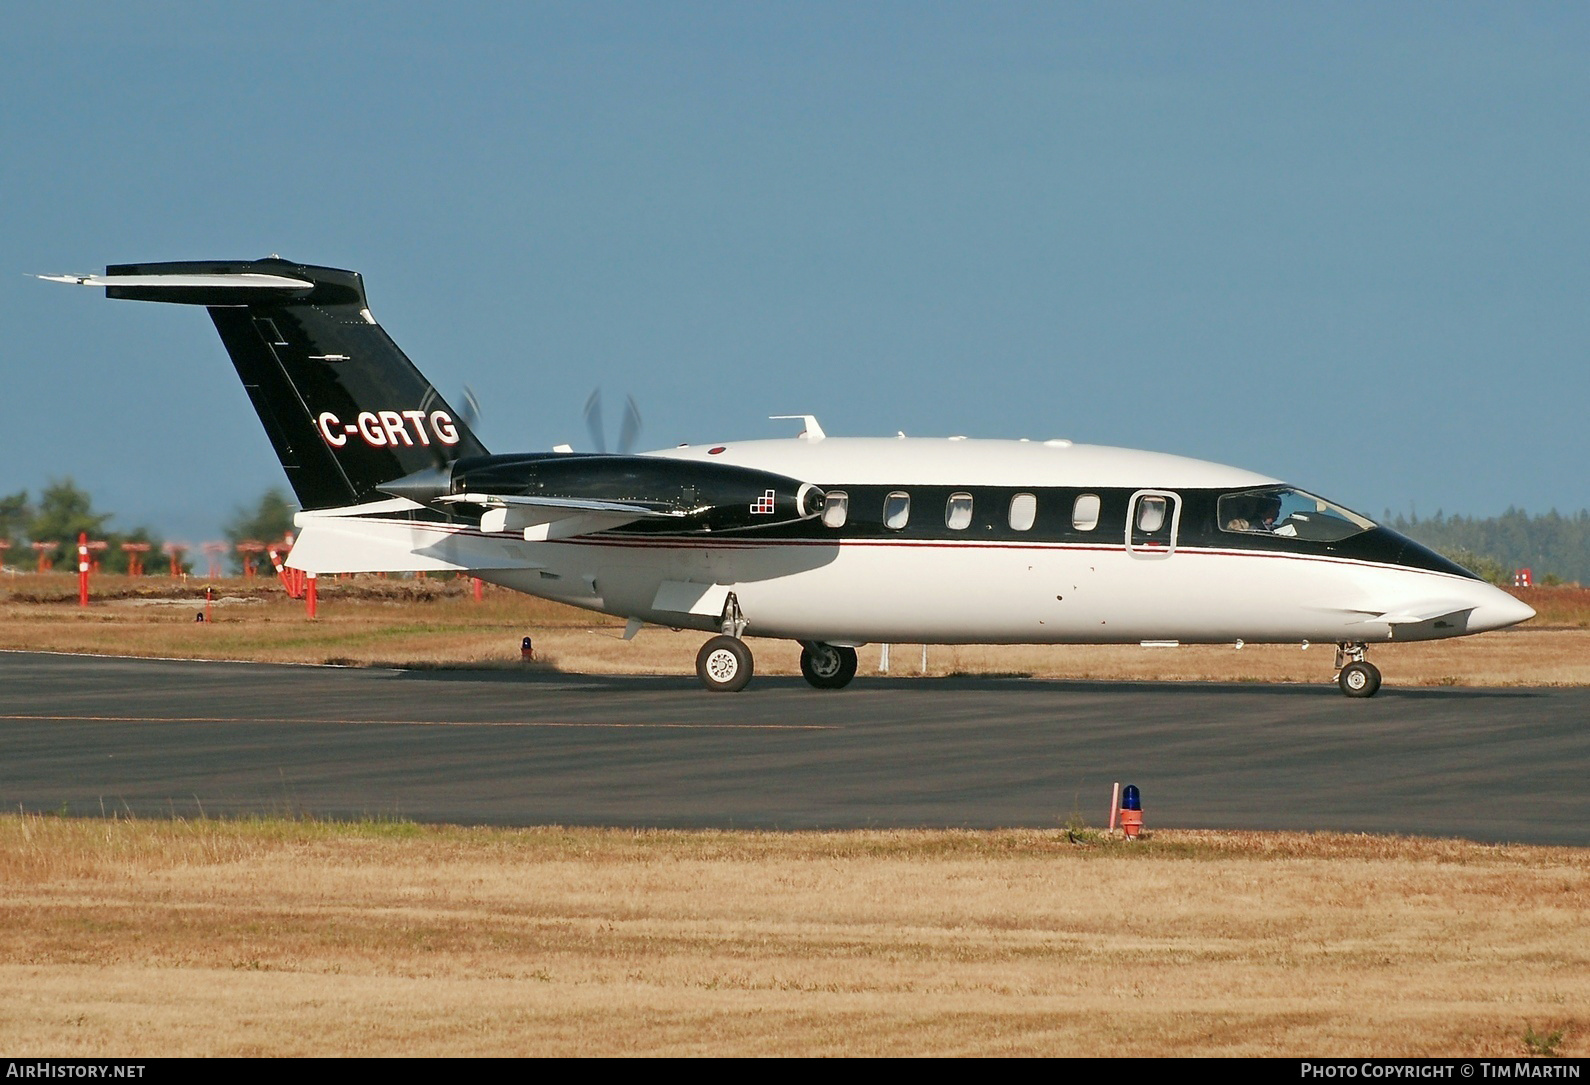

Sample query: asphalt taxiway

[1,651,1585,844]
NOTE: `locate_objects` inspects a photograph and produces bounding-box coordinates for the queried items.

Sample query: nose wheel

[1334,643,1381,698]
[1338,661,1382,697]
[800,642,858,689]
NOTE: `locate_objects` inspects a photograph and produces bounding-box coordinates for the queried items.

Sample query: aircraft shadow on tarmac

[385,667,1543,700]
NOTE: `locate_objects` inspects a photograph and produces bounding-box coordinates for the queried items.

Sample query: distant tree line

[1387,508,1590,586]
[0,480,295,575]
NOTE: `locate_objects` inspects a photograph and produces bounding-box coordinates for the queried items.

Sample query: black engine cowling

[394,453,824,533]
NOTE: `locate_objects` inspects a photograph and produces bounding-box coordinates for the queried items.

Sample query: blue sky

[4,3,1586,543]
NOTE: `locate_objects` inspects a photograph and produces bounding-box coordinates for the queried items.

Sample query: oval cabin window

[1072,494,1101,531]
[1137,495,1168,533]
[1009,493,1037,532]
[883,492,911,530]
[822,491,849,529]
[945,493,973,530]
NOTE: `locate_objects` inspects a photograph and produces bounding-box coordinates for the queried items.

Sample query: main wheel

[696,635,754,693]
[1338,660,1382,698]
[800,643,858,689]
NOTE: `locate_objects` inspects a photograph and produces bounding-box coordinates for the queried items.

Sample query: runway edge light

[1120,784,1143,841]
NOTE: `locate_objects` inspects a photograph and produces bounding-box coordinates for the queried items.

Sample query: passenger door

[1127,490,1180,558]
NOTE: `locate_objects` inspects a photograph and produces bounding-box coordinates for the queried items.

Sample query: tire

[800,643,858,690]
[696,635,754,693]
[1338,660,1382,698]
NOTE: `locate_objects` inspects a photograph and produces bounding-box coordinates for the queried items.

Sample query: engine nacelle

[389,453,824,533]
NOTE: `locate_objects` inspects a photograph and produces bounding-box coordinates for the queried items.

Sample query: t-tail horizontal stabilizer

[38,272,315,300]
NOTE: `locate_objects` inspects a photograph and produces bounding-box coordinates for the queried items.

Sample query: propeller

[584,389,643,454]
[414,385,483,471]
[457,385,482,432]
[463,385,642,455]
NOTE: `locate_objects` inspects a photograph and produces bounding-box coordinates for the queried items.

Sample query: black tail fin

[101,257,488,511]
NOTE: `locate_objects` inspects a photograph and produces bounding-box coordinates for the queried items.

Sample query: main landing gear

[1334,642,1381,698]
[799,642,858,690]
[692,594,860,693]
[696,636,753,693]
[695,593,753,693]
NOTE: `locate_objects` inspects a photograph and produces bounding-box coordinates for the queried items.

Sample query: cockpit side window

[1218,487,1375,543]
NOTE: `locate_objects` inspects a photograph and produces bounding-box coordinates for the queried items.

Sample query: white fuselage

[290,437,1535,647]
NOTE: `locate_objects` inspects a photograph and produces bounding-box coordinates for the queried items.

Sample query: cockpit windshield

[1218,487,1376,543]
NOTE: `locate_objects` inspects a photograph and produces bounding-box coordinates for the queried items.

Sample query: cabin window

[1136,495,1168,533]
[1129,491,1180,555]
[1008,493,1037,532]
[883,492,911,530]
[1072,493,1101,531]
[822,491,849,529]
[945,493,973,530]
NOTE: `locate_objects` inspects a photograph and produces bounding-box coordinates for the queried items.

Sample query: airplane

[43,257,1536,697]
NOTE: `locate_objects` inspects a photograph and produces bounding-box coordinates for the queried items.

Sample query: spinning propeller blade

[457,385,481,432]
[583,389,643,453]
[617,394,642,455]
[584,389,607,453]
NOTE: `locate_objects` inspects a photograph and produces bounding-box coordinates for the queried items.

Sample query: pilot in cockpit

[1265,496,1300,536]
[1222,488,1374,543]
[1225,494,1292,535]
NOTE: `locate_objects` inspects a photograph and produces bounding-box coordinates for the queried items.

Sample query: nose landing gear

[1335,642,1382,698]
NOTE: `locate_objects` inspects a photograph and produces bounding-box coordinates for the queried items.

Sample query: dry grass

[1518,585,1590,628]
[1,574,1586,687]
[0,816,1584,1057]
